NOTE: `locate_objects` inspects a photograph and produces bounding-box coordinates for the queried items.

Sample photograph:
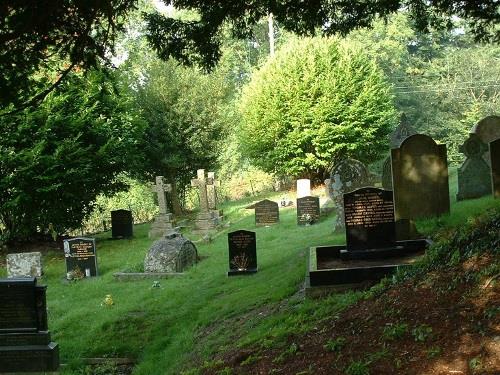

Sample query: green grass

[1,179,499,374]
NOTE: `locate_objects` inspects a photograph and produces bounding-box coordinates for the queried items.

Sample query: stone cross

[152,176,172,215]
[191,169,213,212]
[206,171,220,210]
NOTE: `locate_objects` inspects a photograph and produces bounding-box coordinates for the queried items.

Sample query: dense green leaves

[0,69,143,241]
[239,37,396,180]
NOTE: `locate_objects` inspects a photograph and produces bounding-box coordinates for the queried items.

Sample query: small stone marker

[144,232,198,273]
[228,230,257,276]
[191,169,218,232]
[64,237,98,279]
[6,252,42,278]
[149,176,174,238]
[0,277,59,372]
[381,156,393,190]
[456,133,492,201]
[296,179,311,198]
[254,199,279,226]
[491,138,500,198]
[391,134,450,220]
[471,115,500,166]
[297,196,320,225]
[111,209,133,238]
[344,188,395,251]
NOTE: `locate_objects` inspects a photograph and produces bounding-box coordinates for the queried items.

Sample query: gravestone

[344,188,395,252]
[456,133,492,201]
[64,237,98,279]
[381,156,393,190]
[254,199,279,226]
[144,232,198,273]
[228,230,257,276]
[491,138,500,198]
[207,171,223,221]
[471,115,500,166]
[191,169,218,232]
[6,252,42,278]
[0,278,59,372]
[391,134,450,221]
[149,176,174,238]
[296,179,311,198]
[297,196,320,225]
[111,209,133,238]
[329,158,370,230]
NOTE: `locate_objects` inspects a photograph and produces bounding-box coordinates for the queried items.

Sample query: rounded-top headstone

[144,233,198,273]
[329,158,370,195]
[471,115,500,165]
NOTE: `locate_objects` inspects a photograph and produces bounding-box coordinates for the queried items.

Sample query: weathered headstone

[0,278,59,372]
[228,230,257,276]
[111,209,133,238]
[296,179,311,199]
[329,158,370,230]
[149,176,174,238]
[381,156,393,190]
[254,199,279,226]
[297,196,320,225]
[344,188,395,251]
[64,237,98,279]
[491,138,500,198]
[6,252,42,278]
[191,169,218,232]
[391,134,450,220]
[471,115,500,166]
[207,171,223,221]
[456,133,492,201]
[144,232,198,273]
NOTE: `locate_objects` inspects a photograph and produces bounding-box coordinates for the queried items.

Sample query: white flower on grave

[101,294,114,307]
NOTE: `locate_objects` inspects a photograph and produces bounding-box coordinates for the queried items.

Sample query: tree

[0,69,143,241]
[239,37,396,181]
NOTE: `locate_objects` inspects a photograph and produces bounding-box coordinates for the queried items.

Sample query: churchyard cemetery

[1,3,500,374]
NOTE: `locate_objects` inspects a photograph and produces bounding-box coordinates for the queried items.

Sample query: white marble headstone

[6,252,43,278]
[296,179,311,198]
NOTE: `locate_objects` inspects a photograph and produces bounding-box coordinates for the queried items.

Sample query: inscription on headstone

[228,230,257,275]
[344,188,395,251]
[64,238,98,278]
[111,209,133,238]
[491,138,500,198]
[297,196,320,225]
[254,199,279,226]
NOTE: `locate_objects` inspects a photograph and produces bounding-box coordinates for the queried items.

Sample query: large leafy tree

[239,37,396,181]
[0,69,143,241]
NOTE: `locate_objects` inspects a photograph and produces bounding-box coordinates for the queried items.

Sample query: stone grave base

[0,340,59,373]
[148,214,174,239]
[305,239,429,296]
[228,268,258,277]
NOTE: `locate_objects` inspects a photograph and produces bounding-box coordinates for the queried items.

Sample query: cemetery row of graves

[0,115,499,373]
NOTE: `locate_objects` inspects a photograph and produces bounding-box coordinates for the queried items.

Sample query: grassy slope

[1,174,499,374]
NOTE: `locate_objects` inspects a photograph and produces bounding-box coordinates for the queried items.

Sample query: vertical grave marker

[64,237,98,279]
[111,209,133,238]
[228,230,257,276]
[254,199,279,226]
[491,138,500,198]
[297,196,320,225]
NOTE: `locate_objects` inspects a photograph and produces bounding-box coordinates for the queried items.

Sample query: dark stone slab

[297,196,320,225]
[228,230,257,276]
[344,188,396,251]
[254,199,279,226]
[64,237,98,278]
[391,134,450,221]
[0,342,59,373]
[111,209,133,238]
[491,138,500,198]
[0,278,38,333]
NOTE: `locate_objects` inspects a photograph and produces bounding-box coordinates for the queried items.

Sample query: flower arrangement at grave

[101,294,114,307]
[231,253,250,271]
[300,213,315,225]
[67,266,85,280]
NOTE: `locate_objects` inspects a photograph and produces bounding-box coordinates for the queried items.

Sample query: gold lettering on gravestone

[345,191,394,228]
[70,242,95,261]
[231,233,253,249]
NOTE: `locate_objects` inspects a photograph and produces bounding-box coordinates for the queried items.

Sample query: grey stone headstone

[144,233,198,273]
[471,115,500,166]
[381,156,393,190]
[6,252,42,278]
[490,138,500,199]
[456,133,492,201]
[149,176,174,238]
[391,134,450,221]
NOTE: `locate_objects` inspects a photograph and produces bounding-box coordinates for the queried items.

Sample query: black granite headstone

[297,196,320,225]
[254,199,279,226]
[344,187,396,251]
[228,230,257,276]
[64,237,98,278]
[0,278,59,372]
[111,209,133,238]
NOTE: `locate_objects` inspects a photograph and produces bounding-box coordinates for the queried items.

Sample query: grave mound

[144,232,198,273]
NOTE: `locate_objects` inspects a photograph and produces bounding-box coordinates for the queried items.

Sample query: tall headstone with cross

[207,171,223,220]
[191,169,218,232]
[149,176,175,239]
[456,133,492,201]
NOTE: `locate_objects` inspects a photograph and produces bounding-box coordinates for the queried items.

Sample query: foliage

[382,323,409,341]
[323,337,346,352]
[411,324,434,342]
[239,37,396,180]
[0,0,138,109]
[0,69,143,241]
[345,360,370,375]
[145,1,500,70]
